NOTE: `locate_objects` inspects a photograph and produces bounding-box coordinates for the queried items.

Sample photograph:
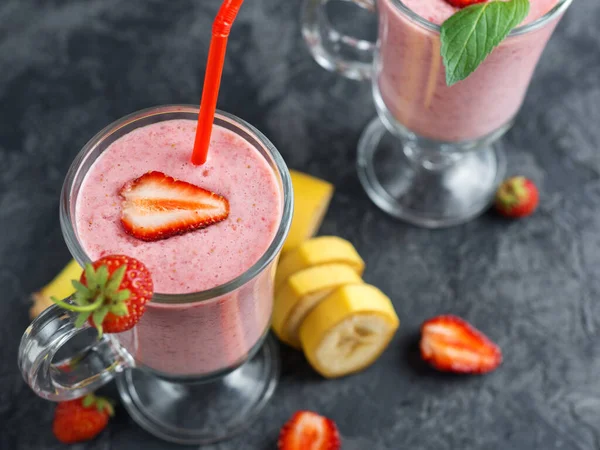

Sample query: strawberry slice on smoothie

[119,171,230,242]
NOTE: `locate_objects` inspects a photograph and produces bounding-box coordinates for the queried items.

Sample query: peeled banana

[30,259,82,319]
[283,171,334,253]
[299,284,399,378]
[276,236,364,293]
[272,263,363,348]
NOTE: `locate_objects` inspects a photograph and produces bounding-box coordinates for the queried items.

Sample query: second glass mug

[18,106,293,445]
[303,0,573,228]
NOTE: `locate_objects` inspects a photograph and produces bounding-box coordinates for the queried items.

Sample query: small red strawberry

[495,176,539,218]
[420,315,502,374]
[445,0,487,8]
[119,171,230,241]
[52,255,153,336]
[52,393,114,444]
[278,411,340,450]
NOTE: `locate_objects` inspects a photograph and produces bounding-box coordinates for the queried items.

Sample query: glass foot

[357,117,506,228]
[116,334,280,445]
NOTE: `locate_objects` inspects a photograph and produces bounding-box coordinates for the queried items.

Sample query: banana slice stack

[274,236,400,378]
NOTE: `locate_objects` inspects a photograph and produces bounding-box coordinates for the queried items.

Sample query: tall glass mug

[18,106,293,445]
[303,0,572,227]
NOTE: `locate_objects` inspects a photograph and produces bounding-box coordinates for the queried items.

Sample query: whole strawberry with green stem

[53,393,114,444]
[52,254,153,336]
[495,176,539,218]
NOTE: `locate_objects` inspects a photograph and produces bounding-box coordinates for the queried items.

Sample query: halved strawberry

[420,315,502,374]
[278,411,340,450]
[445,0,487,7]
[119,171,229,241]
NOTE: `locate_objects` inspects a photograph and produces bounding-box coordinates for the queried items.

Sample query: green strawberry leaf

[72,279,90,295]
[92,306,109,338]
[96,265,109,288]
[82,394,95,408]
[74,311,92,328]
[113,289,131,302]
[84,264,98,290]
[110,302,129,317]
[440,0,530,86]
[106,265,127,293]
[72,291,88,306]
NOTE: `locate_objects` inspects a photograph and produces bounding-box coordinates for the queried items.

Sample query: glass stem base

[116,334,280,445]
[357,116,506,228]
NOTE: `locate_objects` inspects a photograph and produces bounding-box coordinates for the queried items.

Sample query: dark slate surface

[1,0,599,448]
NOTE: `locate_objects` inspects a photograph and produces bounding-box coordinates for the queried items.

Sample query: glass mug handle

[302,0,376,81]
[18,301,134,401]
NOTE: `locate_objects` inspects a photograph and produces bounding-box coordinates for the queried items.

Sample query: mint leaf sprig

[441,0,530,86]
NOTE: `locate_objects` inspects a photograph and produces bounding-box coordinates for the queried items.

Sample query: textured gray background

[1,0,599,449]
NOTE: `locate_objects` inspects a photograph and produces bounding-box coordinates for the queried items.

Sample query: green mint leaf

[441,0,530,86]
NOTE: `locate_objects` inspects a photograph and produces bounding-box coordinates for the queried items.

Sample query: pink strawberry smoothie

[377,0,565,142]
[400,0,559,25]
[75,119,282,375]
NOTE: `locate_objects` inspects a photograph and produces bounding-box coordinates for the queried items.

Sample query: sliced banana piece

[283,171,334,253]
[272,263,363,348]
[276,236,364,293]
[299,284,399,378]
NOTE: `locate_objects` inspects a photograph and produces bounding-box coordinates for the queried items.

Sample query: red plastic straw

[191,0,245,165]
